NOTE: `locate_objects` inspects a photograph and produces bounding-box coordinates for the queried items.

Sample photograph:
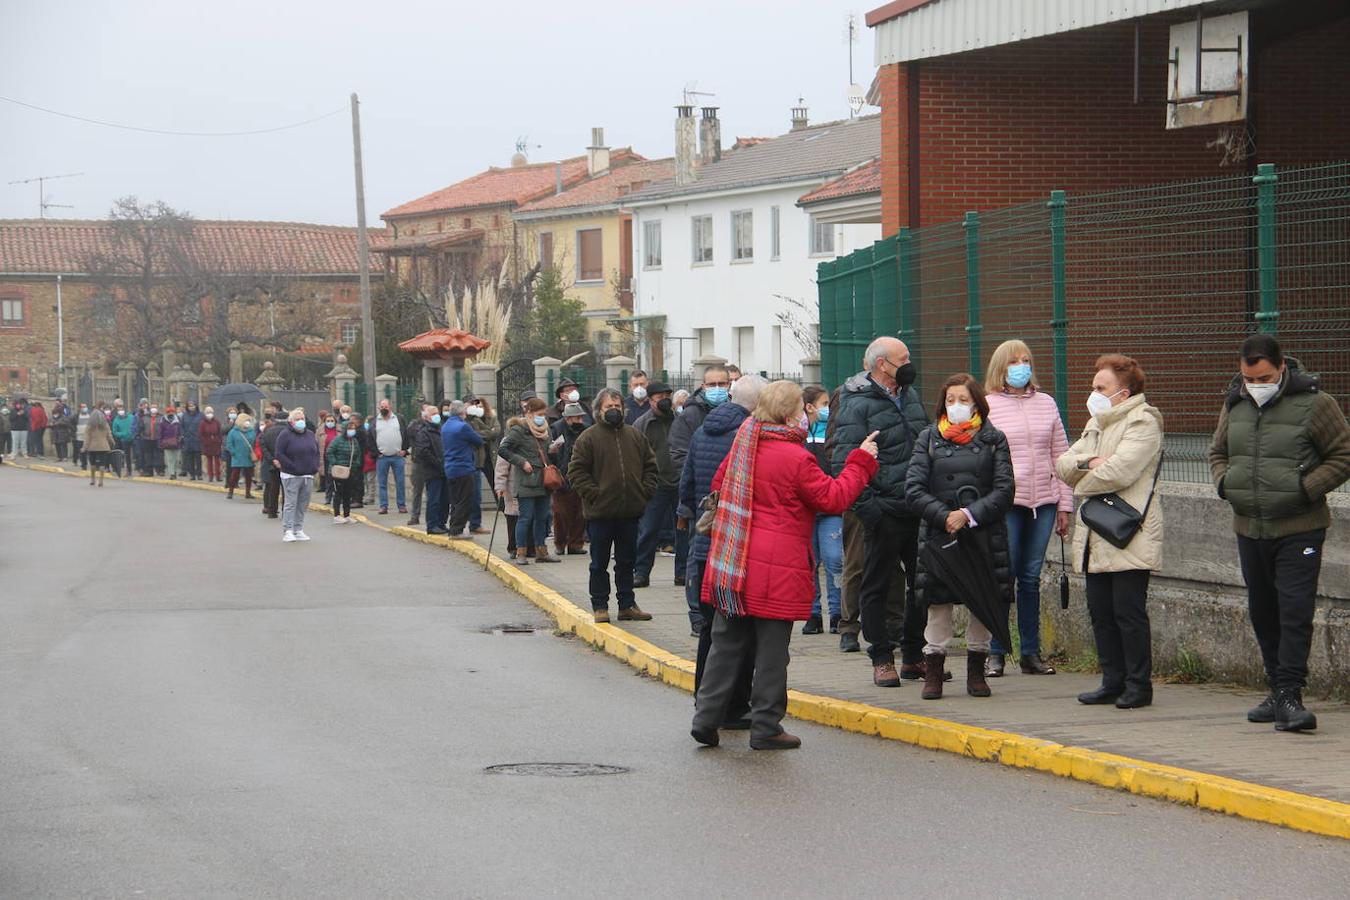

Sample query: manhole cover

[480,623,537,634]
[484,763,631,777]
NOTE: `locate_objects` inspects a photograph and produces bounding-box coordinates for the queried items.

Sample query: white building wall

[630,182,880,378]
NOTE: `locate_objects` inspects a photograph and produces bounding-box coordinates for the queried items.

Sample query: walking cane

[483,493,502,570]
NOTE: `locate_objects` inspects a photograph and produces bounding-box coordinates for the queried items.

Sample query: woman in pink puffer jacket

[983,340,1073,677]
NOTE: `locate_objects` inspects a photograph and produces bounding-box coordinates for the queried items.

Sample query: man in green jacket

[568,388,659,624]
[1210,334,1350,733]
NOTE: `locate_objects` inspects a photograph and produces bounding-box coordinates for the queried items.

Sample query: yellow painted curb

[9,460,1349,839]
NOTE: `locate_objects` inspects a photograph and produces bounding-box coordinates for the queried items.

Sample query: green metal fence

[819,161,1350,484]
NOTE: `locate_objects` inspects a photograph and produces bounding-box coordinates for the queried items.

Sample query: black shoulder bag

[1079,452,1163,550]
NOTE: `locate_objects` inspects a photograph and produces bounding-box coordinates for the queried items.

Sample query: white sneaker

[293,531,311,541]
[282,531,297,543]
[333,516,345,524]
[343,516,353,523]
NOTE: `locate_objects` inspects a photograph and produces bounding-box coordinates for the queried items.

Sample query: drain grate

[480,623,538,634]
[484,763,631,777]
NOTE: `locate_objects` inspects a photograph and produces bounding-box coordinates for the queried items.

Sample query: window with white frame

[341,320,360,345]
[810,215,835,256]
[643,220,662,269]
[691,215,713,264]
[770,206,781,260]
[0,297,24,326]
[91,294,116,328]
[731,209,753,261]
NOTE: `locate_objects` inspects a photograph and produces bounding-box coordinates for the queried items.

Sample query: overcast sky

[0,0,875,226]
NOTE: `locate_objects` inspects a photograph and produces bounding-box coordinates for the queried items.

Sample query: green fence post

[1253,163,1279,334]
[852,246,875,378]
[871,236,898,342]
[454,367,463,400]
[817,260,838,388]
[1048,190,1069,425]
[836,255,856,385]
[896,227,918,368]
[963,211,982,374]
[546,368,556,398]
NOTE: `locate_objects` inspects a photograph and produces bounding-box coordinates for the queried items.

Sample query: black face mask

[894,362,917,387]
[569,422,585,434]
[602,408,624,427]
[656,397,673,415]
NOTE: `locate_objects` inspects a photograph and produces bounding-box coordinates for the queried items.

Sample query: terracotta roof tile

[398,327,491,356]
[515,159,677,215]
[381,150,643,219]
[0,219,382,276]
[369,229,484,253]
[798,158,882,205]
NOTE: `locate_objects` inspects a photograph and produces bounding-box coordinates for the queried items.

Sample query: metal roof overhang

[869,0,1210,64]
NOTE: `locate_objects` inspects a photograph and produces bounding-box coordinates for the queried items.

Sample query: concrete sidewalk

[465,528,1350,808]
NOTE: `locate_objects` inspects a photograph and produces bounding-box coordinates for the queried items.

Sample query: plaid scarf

[707,420,805,617]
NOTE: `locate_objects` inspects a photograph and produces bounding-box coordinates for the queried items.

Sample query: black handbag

[1079,452,1164,550]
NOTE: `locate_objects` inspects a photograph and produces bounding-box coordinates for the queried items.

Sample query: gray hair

[448,400,466,417]
[863,336,905,371]
[592,387,623,419]
[730,373,767,410]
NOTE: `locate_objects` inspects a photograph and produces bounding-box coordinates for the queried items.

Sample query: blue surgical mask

[291,421,305,432]
[816,406,830,422]
[532,415,547,427]
[1007,363,1033,389]
[706,387,729,406]
[346,429,356,437]
[431,414,442,424]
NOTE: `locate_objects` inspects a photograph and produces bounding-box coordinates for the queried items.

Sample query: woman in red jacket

[691,380,879,750]
[199,406,225,482]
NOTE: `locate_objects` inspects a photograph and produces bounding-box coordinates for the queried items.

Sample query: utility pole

[350,93,376,411]
[56,274,65,390]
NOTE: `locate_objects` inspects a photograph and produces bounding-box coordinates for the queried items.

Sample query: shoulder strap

[1138,451,1165,519]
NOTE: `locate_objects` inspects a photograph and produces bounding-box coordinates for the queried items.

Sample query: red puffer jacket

[703,438,878,620]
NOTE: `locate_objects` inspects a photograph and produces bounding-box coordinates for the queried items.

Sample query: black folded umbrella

[206,383,265,412]
[919,526,1013,653]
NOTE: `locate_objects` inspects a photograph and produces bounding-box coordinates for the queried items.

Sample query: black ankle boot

[802,615,823,635]
[1274,688,1317,732]
[1247,692,1277,723]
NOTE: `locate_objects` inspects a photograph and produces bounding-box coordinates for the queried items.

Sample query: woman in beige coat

[1056,354,1164,710]
[83,403,116,486]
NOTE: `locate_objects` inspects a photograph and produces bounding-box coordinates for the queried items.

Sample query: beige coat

[83,413,115,453]
[1056,394,1164,574]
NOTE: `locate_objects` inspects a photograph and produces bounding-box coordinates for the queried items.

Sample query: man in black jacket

[409,405,448,533]
[830,337,930,688]
[259,406,287,519]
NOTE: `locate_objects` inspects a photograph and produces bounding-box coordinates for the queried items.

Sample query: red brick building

[867,0,1350,234]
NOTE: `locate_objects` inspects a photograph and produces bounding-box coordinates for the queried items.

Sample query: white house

[624,108,882,376]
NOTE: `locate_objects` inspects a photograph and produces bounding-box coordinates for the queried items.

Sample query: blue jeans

[992,503,1058,656]
[516,495,550,551]
[685,554,707,631]
[376,454,406,509]
[425,474,447,531]
[810,515,844,619]
[636,484,678,579]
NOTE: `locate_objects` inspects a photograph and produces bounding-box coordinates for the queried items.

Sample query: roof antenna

[7,172,83,218]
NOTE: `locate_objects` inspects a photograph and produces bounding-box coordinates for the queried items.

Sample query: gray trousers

[693,612,792,741]
[281,474,314,533]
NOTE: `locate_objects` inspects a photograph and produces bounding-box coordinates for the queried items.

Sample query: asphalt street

[2,466,1347,898]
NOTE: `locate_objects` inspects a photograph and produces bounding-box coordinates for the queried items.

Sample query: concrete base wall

[1040,483,1350,697]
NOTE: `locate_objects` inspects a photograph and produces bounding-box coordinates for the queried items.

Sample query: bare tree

[772,293,821,358]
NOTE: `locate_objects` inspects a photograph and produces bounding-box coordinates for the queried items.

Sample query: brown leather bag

[536,438,563,492]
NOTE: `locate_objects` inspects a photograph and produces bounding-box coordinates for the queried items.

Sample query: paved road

[2,467,1346,898]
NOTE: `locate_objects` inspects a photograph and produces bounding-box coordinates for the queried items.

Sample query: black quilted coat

[905,421,1015,607]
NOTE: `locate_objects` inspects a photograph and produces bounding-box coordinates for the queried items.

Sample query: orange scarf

[938,412,982,445]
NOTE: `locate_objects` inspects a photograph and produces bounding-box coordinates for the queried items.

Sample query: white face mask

[466,405,484,418]
[1246,381,1280,407]
[566,390,580,403]
[1087,389,1125,419]
[631,386,647,401]
[945,403,973,425]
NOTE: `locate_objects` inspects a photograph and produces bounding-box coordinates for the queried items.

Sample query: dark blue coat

[441,415,484,479]
[677,401,751,564]
[178,409,204,450]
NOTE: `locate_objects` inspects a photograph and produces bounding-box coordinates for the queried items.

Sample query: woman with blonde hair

[981,339,1073,677]
[692,380,879,750]
[224,414,258,500]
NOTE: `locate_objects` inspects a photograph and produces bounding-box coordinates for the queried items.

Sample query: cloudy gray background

[0,0,872,225]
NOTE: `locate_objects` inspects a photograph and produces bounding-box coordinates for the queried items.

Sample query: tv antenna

[845,12,863,117]
[682,82,716,106]
[8,172,83,218]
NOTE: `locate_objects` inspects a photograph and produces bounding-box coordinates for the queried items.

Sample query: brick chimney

[587,127,611,176]
[699,107,722,166]
[675,105,698,185]
[791,101,810,132]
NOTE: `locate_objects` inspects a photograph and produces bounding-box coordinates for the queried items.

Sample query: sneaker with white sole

[343,516,353,523]
[293,531,311,541]
[282,531,297,542]
[333,516,345,524]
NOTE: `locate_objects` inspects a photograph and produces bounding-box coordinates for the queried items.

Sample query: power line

[0,94,346,136]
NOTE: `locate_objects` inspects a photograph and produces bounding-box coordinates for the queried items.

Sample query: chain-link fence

[819,161,1350,485]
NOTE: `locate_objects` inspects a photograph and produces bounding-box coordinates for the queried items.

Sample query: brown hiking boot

[617,606,652,621]
[873,661,901,687]
[593,608,611,624]
[967,651,992,697]
[921,652,946,700]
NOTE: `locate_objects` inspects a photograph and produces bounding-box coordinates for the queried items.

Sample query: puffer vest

[1221,374,1322,539]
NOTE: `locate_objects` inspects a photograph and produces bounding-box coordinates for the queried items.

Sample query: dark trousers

[551,489,587,552]
[137,439,162,474]
[859,515,922,664]
[424,474,447,531]
[262,472,282,515]
[182,449,202,478]
[227,467,254,494]
[636,483,678,579]
[505,514,519,555]
[75,440,85,467]
[693,613,793,741]
[466,469,483,529]
[205,453,221,481]
[31,427,45,456]
[333,475,358,517]
[690,559,753,717]
[1237,529,1324,691]
[1085,569,1153,692]
[446,473,476,535]
[587,517,639,611]
[114,438,133,476]
[55,440,70,461]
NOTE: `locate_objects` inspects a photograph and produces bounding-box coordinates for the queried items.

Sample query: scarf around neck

[938,412,982,445]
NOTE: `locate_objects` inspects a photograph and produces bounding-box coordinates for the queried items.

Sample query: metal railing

[818,161,1350,485]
